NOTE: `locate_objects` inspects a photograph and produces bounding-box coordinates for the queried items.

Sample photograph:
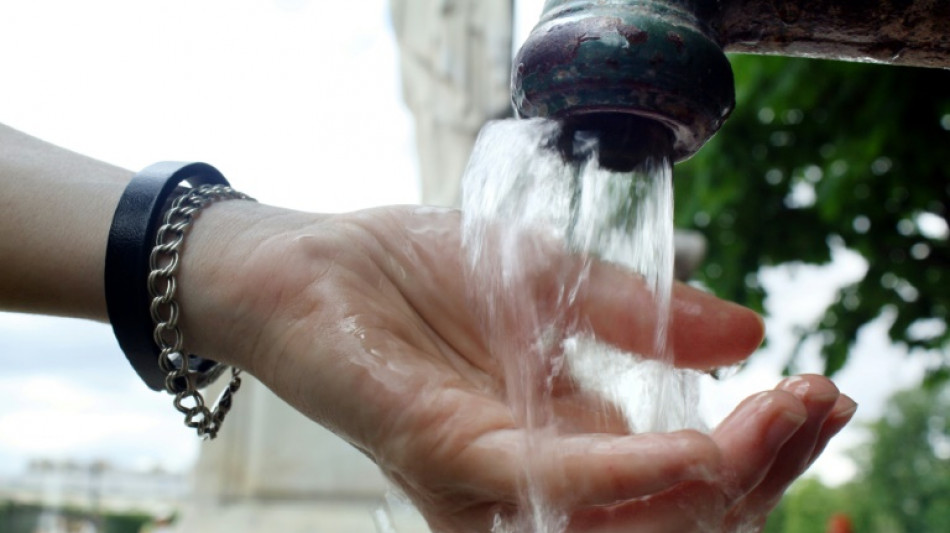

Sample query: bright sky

[0,0,930,491]
[0,0,419,477]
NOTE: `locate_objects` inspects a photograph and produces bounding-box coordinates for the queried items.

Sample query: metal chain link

[147,184,255,439]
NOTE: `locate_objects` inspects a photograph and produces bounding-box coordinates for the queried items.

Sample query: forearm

[0,123,132,321]
[0,122,322,374]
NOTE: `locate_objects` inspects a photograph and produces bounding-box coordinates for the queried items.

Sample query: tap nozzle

[557,113,674,172]
[513,0,735,163]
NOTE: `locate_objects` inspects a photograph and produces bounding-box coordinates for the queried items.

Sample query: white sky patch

[917,211,949,240]
[0,372,198,473]
[0,375,100,413]
[0,0,419,214]
[785,180,817,209]
[514,0,547,51]
[700,244,928,486]
[0,382,144,454]
[0,0,415,478]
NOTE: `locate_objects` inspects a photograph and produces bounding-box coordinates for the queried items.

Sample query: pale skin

[0,123,856,532]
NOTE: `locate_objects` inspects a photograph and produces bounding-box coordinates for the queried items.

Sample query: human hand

[177,203,853,532]
[567,374,856,532]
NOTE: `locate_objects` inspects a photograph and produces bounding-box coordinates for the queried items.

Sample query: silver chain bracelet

[147,184,256,439]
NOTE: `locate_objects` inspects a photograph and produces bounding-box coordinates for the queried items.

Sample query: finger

[568,390,812,533]
[669,283,766,368]
[571,391,807,533]
[732,374,841,512]
[577,262,764,369]
[805,394,857,467]
[711,390,808,501]
[576,381,840,533]
[457,429,720,508]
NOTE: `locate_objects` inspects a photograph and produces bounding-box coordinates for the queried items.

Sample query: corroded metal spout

[513,0,950,163]
[513,0,733,163]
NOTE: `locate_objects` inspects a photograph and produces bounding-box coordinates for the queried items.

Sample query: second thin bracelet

[149,184,255,439]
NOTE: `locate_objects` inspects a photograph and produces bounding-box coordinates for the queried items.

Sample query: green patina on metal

[514,0,950,165]
[513,0,735,162]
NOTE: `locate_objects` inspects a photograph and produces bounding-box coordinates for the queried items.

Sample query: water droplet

[758,107,775,124]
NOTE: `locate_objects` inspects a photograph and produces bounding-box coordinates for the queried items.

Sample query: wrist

[174,199,329,376]
[105,162,301,438]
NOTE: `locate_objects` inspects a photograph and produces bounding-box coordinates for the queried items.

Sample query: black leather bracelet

[105,162,229,391]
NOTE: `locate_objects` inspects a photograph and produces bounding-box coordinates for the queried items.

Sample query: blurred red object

[827,513,853,533]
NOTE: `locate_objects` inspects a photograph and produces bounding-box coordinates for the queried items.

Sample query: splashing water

[460,118,705,532]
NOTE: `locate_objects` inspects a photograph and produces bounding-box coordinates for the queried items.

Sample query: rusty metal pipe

[513,0,950,165]
[716,0,950,69]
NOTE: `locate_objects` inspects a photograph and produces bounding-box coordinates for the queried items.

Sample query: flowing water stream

[459,118,705,532]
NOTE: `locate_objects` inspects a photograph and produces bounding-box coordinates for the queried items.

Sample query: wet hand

[177,203,851,532]
[568,374,856,532]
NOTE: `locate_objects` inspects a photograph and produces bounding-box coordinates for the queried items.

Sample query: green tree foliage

[0,501,151,533]
[764,474,892,532]
[763,478,843,532]
[854,383,950,531]
[674,56,950,380]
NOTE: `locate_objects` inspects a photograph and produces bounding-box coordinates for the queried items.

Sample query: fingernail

[778,376,809,396]
[779,375,839,403]
[833,396,858,420]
